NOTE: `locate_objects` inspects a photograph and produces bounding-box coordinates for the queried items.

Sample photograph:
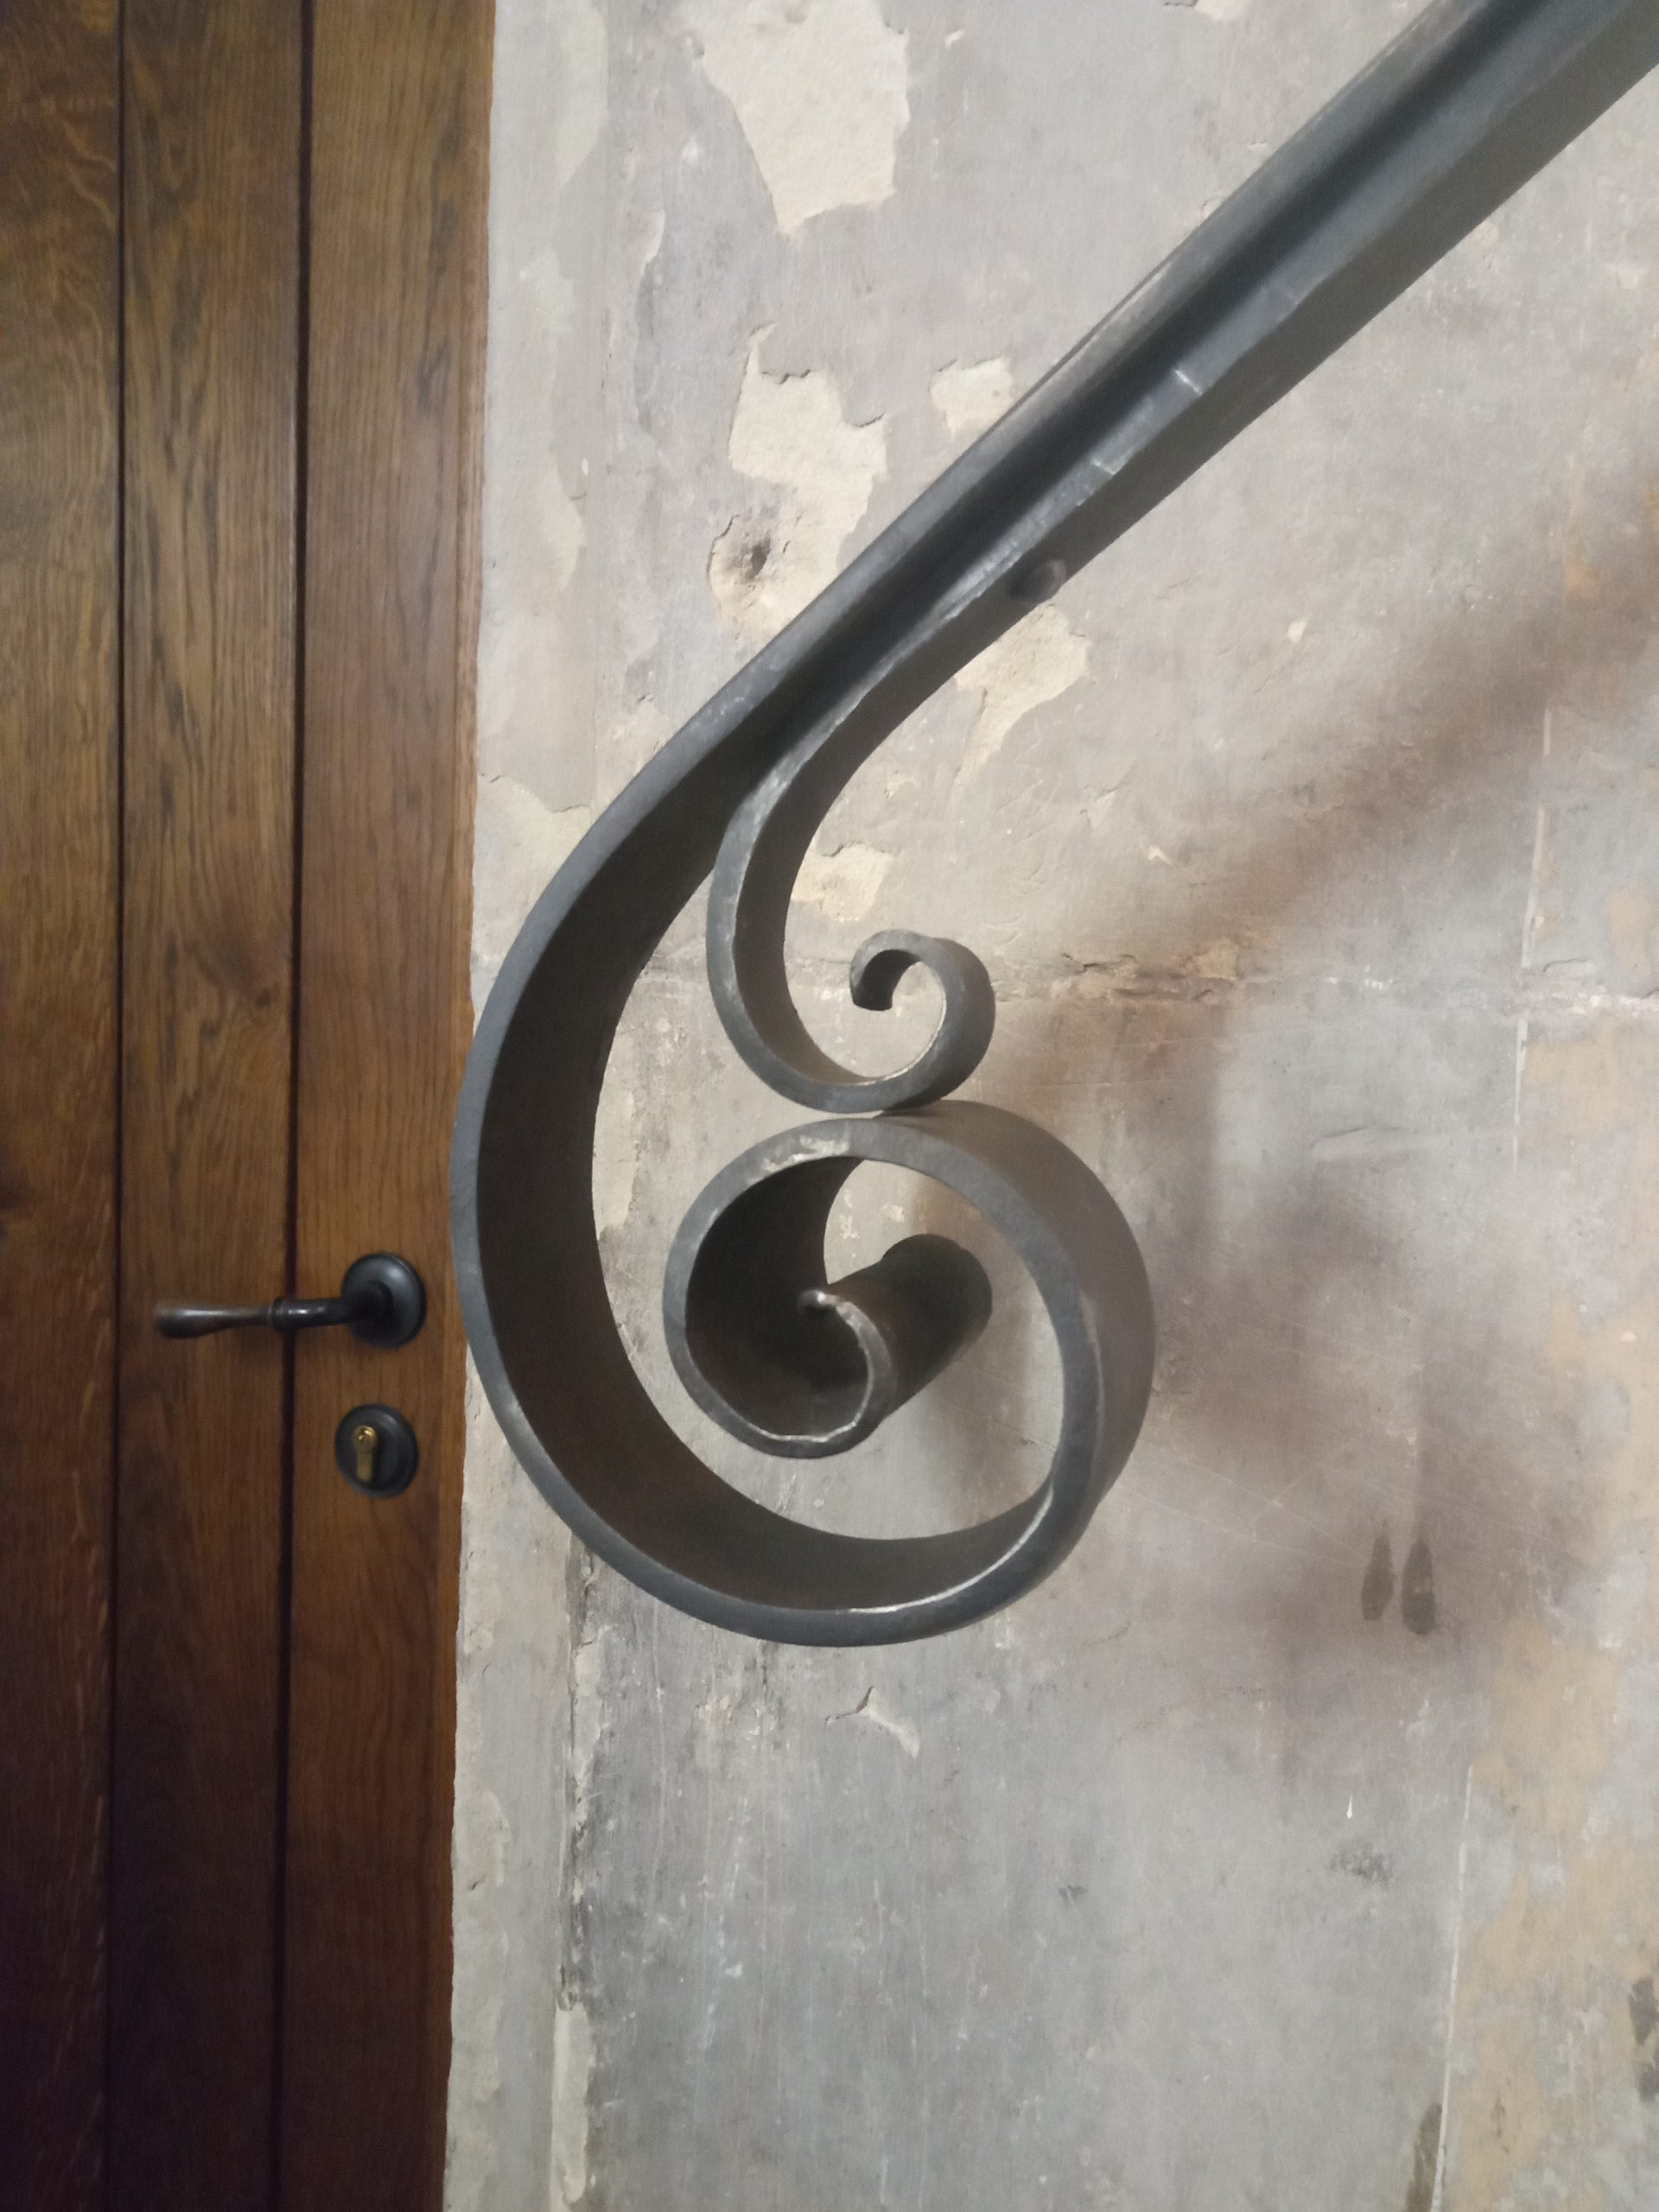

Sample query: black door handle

[154,1252,425,1348]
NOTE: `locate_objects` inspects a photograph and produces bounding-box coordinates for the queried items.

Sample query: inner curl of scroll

[664,1148,993,1458]
[707,695,996,1114]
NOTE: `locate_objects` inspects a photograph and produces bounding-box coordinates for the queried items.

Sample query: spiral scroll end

[664,1143,993,1459]
[843,929,997,1107]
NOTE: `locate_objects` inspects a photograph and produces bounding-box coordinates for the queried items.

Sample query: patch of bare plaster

[1439,1020,1659,2206]
[709,340,887,644]
[594,1029,639,1236]
[955,604,1090,779]
[794,840,893,923]
[550,1997,595,2207]
[930,356,1017,442]
[689,0,909,235]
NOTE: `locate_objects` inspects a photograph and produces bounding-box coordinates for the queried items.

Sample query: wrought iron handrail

[453,0,1659,1644]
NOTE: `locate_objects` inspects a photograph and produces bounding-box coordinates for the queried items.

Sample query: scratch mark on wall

[689,0,909,234]
[709,339,887,643]
[1309,1125,1434,1166]
[954,604,1090,779]
[550,1996,594,2205]
[1521,804,1550,974]
[828,1688,921,1758]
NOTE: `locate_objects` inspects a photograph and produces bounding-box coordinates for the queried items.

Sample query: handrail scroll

[453,0,1659,1644]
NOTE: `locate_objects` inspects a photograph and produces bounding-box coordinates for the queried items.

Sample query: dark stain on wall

[1402,2101,1442,2212]
[1330,1842,1394,1886]
[1400,1536,1437,1635]
[1361,1529,1395,1621]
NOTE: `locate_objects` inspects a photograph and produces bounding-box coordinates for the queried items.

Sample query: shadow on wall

[910,461,1659,1651]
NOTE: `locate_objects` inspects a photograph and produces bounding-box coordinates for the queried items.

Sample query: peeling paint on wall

[708,339,887,643]
[792,839,893,923]
[953,602,1090,779]
[688,0,909,234]
[930,355,1017,442]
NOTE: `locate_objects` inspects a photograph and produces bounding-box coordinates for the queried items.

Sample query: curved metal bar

[664,1152,995,1459]
[453,0,1659,1643]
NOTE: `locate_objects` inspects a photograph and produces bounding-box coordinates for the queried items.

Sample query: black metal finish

[156,1251,426,1349]
[334,1403,420,1497]
[453,0,1659,1644]
[666,1147,995,1459]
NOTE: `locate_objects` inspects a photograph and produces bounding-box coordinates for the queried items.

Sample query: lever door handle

[155,1252,425,1348]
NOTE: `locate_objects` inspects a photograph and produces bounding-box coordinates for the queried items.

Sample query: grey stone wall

[448,4,1659,2206]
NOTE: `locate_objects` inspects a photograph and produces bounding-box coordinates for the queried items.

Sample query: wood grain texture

[0,7,121,2206]
[280,0,486,2202]
[112,6,301,2205]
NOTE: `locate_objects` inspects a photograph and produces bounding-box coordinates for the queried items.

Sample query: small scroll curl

[707,706,997,1111]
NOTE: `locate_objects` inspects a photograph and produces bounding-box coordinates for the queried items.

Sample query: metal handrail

[453,0,1659,1644]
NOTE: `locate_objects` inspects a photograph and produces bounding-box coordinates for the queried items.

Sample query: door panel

[2,6,483,2200]
[280,3,484,2203]
[111,7,302,2206]
[0,7,121,2207]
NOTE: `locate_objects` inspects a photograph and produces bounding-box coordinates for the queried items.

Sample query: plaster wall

[448,5,1659,2206]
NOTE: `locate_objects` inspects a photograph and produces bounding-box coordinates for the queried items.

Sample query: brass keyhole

[334,1403,417,1497]
[353,1421,378,1490]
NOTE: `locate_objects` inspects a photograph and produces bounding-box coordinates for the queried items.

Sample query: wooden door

[0,10,122,2206]
[0,5,488,2206]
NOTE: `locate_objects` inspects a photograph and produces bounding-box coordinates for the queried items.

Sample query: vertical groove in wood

[0,5,121,2205]
[112,6,302,2205]
[281,0,486,2201]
